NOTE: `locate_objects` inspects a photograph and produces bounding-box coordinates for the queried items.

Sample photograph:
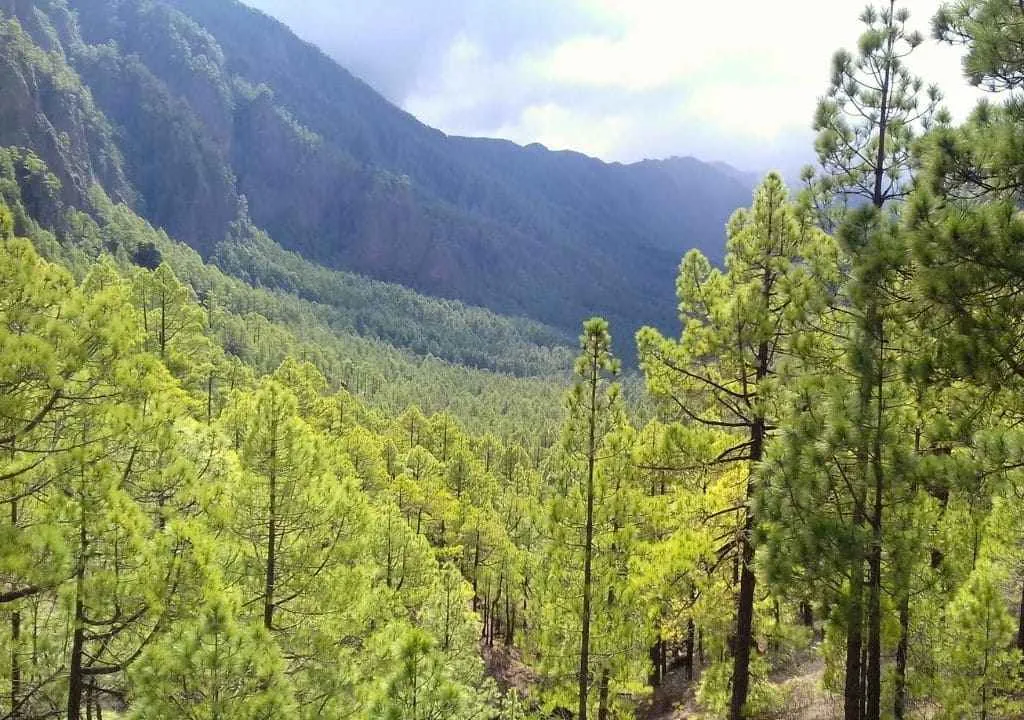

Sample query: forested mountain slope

[0,0,753,342]
[0,5,584,374]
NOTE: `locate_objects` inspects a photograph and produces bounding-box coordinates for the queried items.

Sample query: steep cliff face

[0,11,133,214]
[0,0,755,342]
[73,46,238,254]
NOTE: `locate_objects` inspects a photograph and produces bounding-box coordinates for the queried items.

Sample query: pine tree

[934,0,1024,92]
[810,0,943,214]
[638,174,830,719]
[128,595,297,720]
[937,563,1022,719]
[793,5,942,718]
[534,319,624,720]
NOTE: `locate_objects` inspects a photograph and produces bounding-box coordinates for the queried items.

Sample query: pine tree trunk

[472,534,480,612]
[482,589,490,642]
[866,554,881,720]
[263,424,278,631]
[10,607,19,718]
[800,601,814,628]
[10,498,20,717]
[865,310,886,720]
[844,559,864,720]
[206,372,214,424]
[894,592,910,720]
[597,669,610,720]
[506,591,514,645]
[871,0,894,210]
[68,508,88,720]
[729,528,757,720]
[729,410,765,720]
[649,640,661,688]
[861,640,869,720]
[1016,578,1024,655]
[490,591,500,648]
[660,637,667,680]
[685,620,695,682]
[577,344,600,720]
[158,294,167,359]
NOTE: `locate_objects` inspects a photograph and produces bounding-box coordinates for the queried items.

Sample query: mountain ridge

[0,0,756,350]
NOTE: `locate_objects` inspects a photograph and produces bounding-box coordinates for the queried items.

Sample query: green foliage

[213,219,575,375]
[935,564,1022,719]
[809,1,944,216]
[128,597,298,720]
[934,0,1024,91]
[0,229,514,720]
[7,3,1024,720]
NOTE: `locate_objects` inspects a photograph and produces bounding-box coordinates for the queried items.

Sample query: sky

[241,0,985,176]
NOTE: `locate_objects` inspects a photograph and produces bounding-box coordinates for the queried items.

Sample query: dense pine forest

[4,0,1024,719]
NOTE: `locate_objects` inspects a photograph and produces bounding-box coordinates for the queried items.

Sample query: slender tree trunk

[865,310,886,720]
[685,620,695,682]
[800,601,814,628]
[597,669,610,720]
[871,0,895,209]
[158,294,167,359]
[68,506,88,720]
[490,589,500,648]
[507,598,516,646]
[894,593,910,720]
[1017,579,1024,654]
[729,521,757,720]
[663,639,671,684]
[866,504,883,720]
[263,425,278,631]
[482,588,490,643]
[729,406,766,720]
[844,558,864,720]
[472,533,480,612]
[861,635,869,720]
[578,345,600,720]
[10,606,19,718]
[649,639,661,688]
[206,372,214,424]
[10,498,20,717]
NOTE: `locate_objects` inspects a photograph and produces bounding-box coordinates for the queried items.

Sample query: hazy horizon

[241,0,985,176]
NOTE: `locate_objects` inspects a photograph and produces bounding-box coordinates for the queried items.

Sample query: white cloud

[245,0,988,174]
